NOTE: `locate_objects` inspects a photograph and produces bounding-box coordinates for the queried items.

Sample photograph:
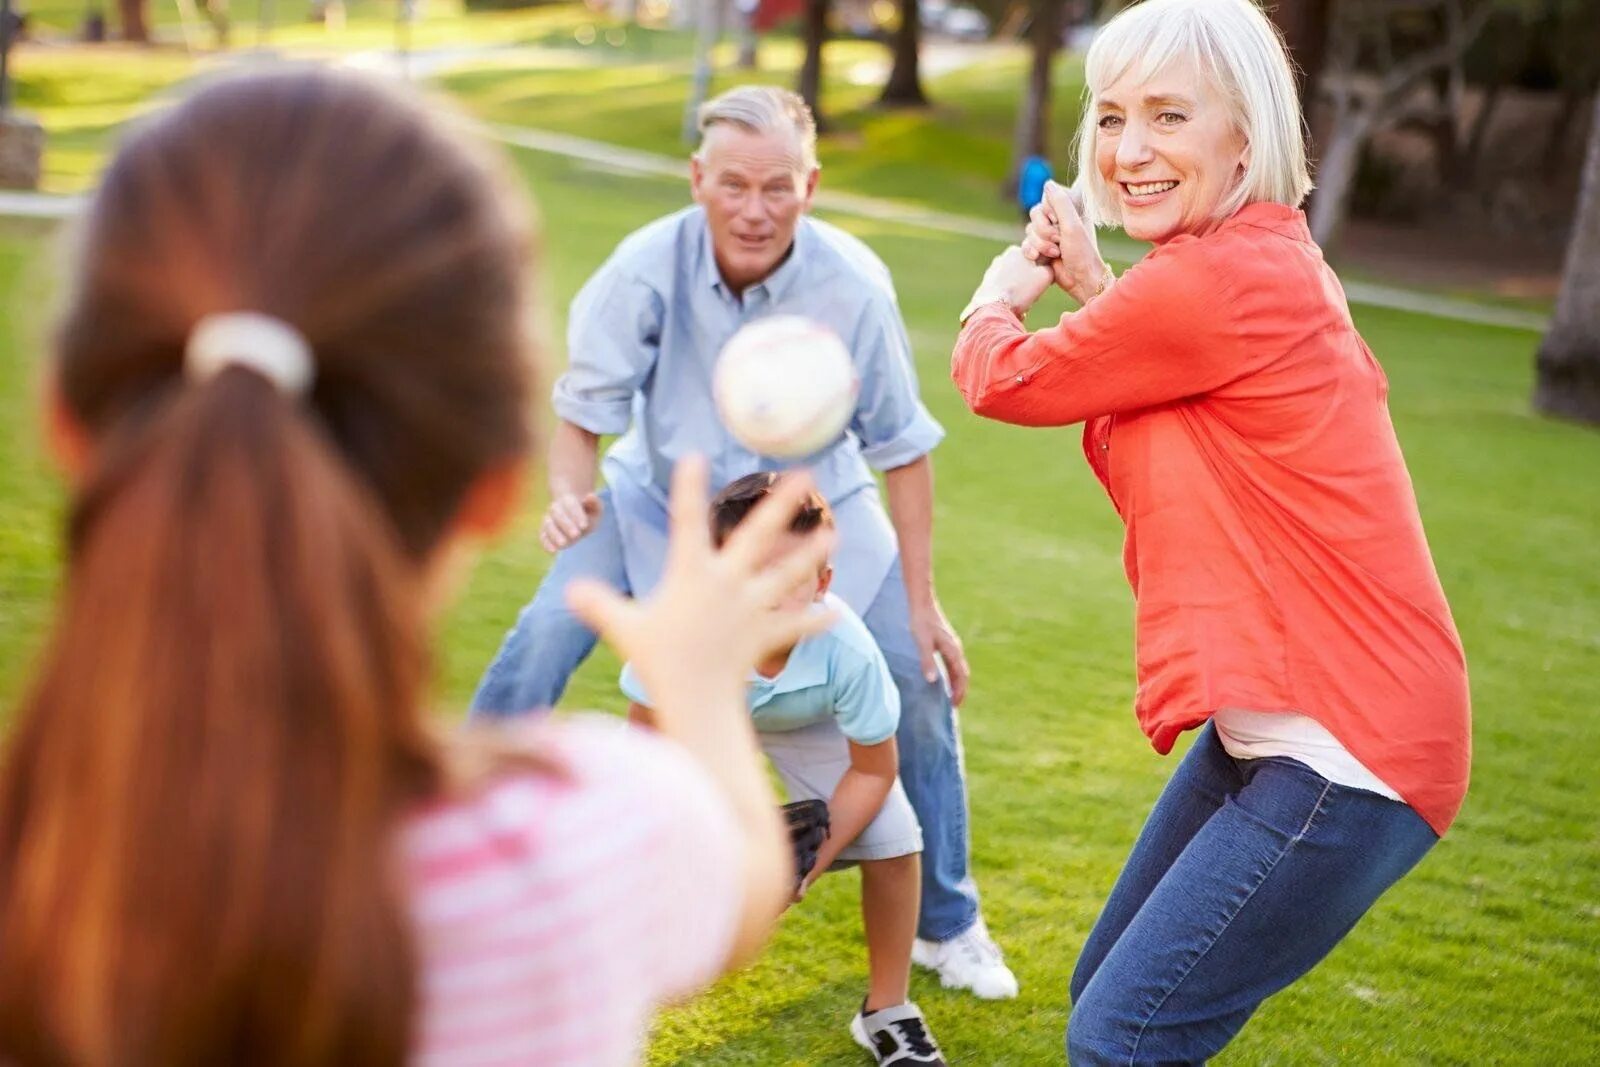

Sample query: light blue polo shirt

[619,593,900,746]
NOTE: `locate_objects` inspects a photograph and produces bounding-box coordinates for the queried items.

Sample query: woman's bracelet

[1087,262,1115,302]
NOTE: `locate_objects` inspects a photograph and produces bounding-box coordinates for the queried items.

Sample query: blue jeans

[470,490,981,941]
[1067,724,1438,1066]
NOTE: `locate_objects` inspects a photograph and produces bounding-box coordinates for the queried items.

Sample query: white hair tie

[185,312,315,396]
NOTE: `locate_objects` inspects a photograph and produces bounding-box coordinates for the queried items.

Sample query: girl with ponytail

[0,68,810,1065]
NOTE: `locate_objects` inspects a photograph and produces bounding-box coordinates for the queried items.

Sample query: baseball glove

[781,798,831,885]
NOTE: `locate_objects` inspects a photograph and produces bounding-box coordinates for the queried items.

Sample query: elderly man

[472,86,1016,999]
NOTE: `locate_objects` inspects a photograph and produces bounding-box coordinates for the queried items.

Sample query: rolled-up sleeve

[849,293,945,470]
[552,259,664,435]
[832,647,901,746]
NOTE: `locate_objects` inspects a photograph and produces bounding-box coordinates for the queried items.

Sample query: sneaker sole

[936,969,1020,1000]
[912,944,1019,999]
[850,1014,872,1052]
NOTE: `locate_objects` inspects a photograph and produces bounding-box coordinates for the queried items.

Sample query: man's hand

[910,596,970,706]
[539,492,603,553]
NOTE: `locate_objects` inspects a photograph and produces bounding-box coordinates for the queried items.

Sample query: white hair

[1071,0,1313,227]
[696,86,819,172]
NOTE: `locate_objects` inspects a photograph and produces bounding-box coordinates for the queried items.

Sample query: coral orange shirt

[952,203,1470,835]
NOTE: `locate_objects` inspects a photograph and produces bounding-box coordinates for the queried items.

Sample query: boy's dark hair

[710,472,834,548]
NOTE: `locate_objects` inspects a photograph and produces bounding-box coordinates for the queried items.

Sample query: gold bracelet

[1092,263,1115,299]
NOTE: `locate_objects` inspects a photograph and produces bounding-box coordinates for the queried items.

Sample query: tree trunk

[1534,92,1600,425]
[1307,109,1369,250]
[1455,79,1503,183]
[1006,0,1062,196]
[1543,89,1585,174]
[799,0,828,126]
[683,0,723,144]
[879,0,928,108]
[1273,0,1331,215]
[204,0,230,47]
[118,0,150,41]
[1,0,14,112]
[735,0,758,69]
[1269,0,1332,104]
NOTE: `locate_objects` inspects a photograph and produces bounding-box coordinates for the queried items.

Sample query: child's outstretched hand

[567,456,837,727]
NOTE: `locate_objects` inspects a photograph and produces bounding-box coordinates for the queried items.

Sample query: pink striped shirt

[403,717,743,1066]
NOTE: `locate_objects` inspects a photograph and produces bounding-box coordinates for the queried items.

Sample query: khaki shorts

[759,718,923,864]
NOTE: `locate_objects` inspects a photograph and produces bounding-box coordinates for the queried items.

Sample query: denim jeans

[470,490,982,942]
[1067,724,1438,1066]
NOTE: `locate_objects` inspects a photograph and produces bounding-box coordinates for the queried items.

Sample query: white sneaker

[911,920,1019,1000]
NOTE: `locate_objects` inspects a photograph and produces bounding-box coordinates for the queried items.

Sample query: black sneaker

[850,1001,947,1065]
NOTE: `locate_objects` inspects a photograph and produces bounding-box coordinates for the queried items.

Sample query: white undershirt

[1213,708,1404,802]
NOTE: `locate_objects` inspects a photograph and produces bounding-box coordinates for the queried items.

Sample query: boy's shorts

[759,719,923,865]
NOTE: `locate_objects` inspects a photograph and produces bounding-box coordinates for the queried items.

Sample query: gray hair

[1072,0,1313,227]
[696,86,819,172]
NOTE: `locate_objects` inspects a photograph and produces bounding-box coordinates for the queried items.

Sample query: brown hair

[0,69,534,1065]
[710,472,833,548]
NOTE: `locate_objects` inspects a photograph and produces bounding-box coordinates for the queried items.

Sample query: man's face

[691,125,818,293]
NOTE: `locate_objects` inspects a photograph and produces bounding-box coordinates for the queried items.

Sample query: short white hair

[697,86,819,172]
[1071,0,1312,227]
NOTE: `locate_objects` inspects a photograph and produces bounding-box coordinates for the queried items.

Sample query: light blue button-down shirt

[620,594,900,744]
[552,207,944,613]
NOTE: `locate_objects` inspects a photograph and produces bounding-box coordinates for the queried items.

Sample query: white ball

[713,315,858,460]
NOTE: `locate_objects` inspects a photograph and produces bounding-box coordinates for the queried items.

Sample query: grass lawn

[1,138,1597,1063]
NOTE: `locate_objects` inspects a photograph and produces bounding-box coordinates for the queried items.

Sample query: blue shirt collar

[747,617,831,702]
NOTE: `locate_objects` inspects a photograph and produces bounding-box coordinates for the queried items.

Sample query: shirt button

[1015,375,1025,384]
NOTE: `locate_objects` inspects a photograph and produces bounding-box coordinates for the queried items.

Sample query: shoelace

[889,1017,939,1058]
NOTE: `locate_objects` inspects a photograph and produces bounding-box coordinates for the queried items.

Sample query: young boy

[622,473,947,1067]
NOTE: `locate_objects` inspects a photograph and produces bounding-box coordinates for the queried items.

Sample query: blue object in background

[1018,154,1053,218]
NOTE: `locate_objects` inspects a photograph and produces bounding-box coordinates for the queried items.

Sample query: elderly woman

[952,0,1471,1062]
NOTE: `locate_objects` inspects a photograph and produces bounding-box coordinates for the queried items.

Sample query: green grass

[9,2,653,190]
[2,144,1596,1064]
[7,48,201,192]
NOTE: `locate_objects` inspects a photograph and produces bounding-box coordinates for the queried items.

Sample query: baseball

[713,315,858,460]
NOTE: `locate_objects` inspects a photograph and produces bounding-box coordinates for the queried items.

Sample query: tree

[734,0,758,69]
[1006,0,1069,196]
[118,0,149,41]
[683,0,724,144]
[1309,0,1493,251]
[1533,92,1600,425]
[1269,0,1333,101]
[879,0,928,108]
[798,0,828,125]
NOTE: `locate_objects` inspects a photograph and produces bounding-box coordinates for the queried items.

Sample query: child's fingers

[760,605,838,655]
[720,473,821,571]
[565,578,633,642]
[664,456,713,570]
[747,528,836,605]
